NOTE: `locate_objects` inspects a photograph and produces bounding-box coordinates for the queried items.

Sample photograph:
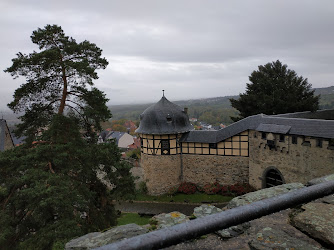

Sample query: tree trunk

[58,66,68,114]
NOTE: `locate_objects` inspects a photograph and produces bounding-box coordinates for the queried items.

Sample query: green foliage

[230,60,320,121]
[1,25,135,249]
[177,182,197,194]
[4,24,110,142]
[137,181,148,194]
[201,182,223,195]
[125,148,141,160]
[117,213,151,226]
[166,186,179,196]
[0,116,135,249]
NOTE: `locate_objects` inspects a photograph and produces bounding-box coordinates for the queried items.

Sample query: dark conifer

[230,60,319,121]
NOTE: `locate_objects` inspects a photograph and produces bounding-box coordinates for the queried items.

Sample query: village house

[98,130,135,150]
[136,95,334,195]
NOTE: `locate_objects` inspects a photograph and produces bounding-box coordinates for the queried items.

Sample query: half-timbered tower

[136,93,193,194]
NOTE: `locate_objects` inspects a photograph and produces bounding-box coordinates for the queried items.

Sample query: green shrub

[166,186,178,196]
[202,182,222,194]
[177,182,197,194]
[138,181,148,194]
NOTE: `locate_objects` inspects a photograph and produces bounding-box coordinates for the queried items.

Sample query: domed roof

[136,95,193,135]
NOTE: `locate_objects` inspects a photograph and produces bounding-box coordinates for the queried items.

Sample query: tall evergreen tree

[230,60,319,121]
[1,25,135,249]
[4,24,110,142]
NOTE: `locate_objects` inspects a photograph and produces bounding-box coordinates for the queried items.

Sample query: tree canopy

[230,60,319,121]
[1,25,135,249]
[4,24,110,142]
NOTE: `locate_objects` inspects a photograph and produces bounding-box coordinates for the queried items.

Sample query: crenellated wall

[249,130,334,189]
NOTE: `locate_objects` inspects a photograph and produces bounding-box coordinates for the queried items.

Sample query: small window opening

[302,137,311,146]
[166,114,172,123]
[161,139,170,155]
[328,139,334,149]
[267,140,276,150]
[209,143,217,149]
[261,132,266,139]
[279,134,285,142]
[316,139,322,148]
[292,136,297,144]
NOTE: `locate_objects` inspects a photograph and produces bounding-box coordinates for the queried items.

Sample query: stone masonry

[183,154,249,186]
[141,154,181,195]
[249,130,334,189]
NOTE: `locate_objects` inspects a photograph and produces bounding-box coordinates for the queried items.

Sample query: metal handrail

[96,180,334,250]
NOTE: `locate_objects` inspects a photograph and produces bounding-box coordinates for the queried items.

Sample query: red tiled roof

[128,138,140,149]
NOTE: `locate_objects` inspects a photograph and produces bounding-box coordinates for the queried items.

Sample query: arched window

[262,167,285,188]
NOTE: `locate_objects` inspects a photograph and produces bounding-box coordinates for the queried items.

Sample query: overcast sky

[1,0,334,111]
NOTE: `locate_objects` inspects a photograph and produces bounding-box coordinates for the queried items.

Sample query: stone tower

[136,93,193,195]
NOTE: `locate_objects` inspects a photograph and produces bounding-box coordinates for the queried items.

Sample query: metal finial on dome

[162,90,165,97]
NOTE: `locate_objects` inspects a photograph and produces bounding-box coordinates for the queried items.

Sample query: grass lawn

[117,213,151,226]
[134,193,233,203]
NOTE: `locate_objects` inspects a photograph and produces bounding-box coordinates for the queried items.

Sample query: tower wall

[141,153,181,195]
[140,133,182,195]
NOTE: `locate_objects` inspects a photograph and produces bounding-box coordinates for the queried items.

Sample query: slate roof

[274,109,334,120]
[99,131,126,144]
[256,124,291,134]
[180,111,334,143]
[99,130,112,142]
[110,131,126,144]
[136,95,193,134]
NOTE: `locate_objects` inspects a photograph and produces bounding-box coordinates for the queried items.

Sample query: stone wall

[249,130,334,189]
[182,154,249,186]
[141,154,181,195]
[142,129,334,194]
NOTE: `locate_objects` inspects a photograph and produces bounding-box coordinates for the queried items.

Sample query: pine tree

[4,24,110,142]
[1,25,135,249]
[230,60,319,121]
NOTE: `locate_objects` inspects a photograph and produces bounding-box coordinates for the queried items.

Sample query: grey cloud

[1,0,334,109]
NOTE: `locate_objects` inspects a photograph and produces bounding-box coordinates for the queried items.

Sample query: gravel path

[114,201,227,216]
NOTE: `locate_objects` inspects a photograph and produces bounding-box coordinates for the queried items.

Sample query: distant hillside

[173,95,237,109]
[4,86,334,127]
[109,86,334,125]
[314,86,334,110]
[314,86,334,95]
